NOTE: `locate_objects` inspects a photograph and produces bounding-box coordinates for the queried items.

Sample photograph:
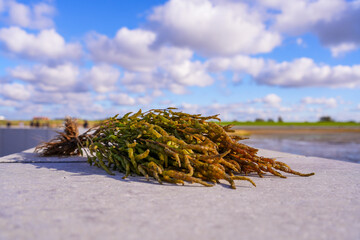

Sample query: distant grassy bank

[220,121,360,127]
[0,119,102,128]
[1,119,359,129]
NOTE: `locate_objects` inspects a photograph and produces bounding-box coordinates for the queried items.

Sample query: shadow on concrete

[4,150,292,189]
[1,151,87,163]
[25,161,212,188]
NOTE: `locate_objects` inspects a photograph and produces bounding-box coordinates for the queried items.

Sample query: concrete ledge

[0,148,87,163]
[0,148,359,240]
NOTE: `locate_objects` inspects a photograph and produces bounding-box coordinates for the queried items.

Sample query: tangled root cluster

[36,108,314,189]
[35,118,83,156]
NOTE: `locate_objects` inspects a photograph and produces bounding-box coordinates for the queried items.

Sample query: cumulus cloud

[5,0,55,29]
[0,82,33,101]
[29,91,106,117]
[267,0,346,34]
[168,83,188,95]
[148,0,281,56]
[301,97,337,108]
[262,93,282,106]
[330,43,358,57]
[1,0,358,120]
[208,55,360,88]
[206,55,265,76]
[120,59,213,95]
[109,93,136,106]
[30,91,85,105]
[0,98,18,108]
[87,27,192,72]
[250,93,282,107]
[313,2,360,55]
[10,63,122,94]
[9,63,80,91]
[254,58,360,88]
[255,0,360,55]
[162,60,213,87]
[0,0,4,12]
[85,64,120,93]
[296,38,306,47]
[87,27,214,94]
[177,99,348,122]
[109,90,163,107]
[178,101,283,121]
[0,27,82,63]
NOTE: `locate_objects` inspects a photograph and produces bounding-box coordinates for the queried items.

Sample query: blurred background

[0,0,359,161]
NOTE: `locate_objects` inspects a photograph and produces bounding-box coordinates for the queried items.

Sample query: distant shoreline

[2,122,359,133]
[231,125,360,135]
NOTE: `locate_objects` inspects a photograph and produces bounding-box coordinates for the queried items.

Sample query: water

[0,128,58,157]
[1,128,359,163]
[241,132,360,163]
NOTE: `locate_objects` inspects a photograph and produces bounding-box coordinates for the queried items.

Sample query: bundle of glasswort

[36,108,314,189]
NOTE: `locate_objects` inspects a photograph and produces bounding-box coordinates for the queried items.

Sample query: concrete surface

[0,148,359,240]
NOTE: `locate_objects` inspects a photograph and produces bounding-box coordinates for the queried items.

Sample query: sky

[0,0,359,121]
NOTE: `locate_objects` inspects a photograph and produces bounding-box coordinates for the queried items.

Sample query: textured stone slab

[0,149,359,240]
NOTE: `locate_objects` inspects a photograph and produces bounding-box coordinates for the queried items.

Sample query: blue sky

[0,0,359,121]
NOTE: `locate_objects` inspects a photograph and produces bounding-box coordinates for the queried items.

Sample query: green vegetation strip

[35,108,314,189]
[220,121,360,127]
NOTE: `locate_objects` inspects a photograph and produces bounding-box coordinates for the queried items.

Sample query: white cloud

[263,93,282,106]
[121,72,152,93]
[148,0,281,56]
[254,58,360,88]
[264,0,346,34]
[178,101,279,121]
[0,0,5,12]
[137,95,156,105]
[255,0,360,55]
[313,2,360,54]
[87,27,192,72]
[4,0,55,29]
[296,38,306,47]
[296,38,303,45]
[31,3,55,29]
[330,43,358,57]
[23,91,106,117]
[302,97,337,108]
[119,58,213,95]
[168,83,188,95]
[0,82,32,101]
[208,55,360,88]
[0,98,18,107]
[175,99,347,122]
[163,60,213,87]
[31,91,91,105]
[85,64,120,93]
[10,63,80,91]
[206,55,265,76]
[251,93,282,107]
[87,28,157,72]
[87,27,214,93]
[0,27,82,62]
[86,26,215,95]
[109,93,136,106]
[8,1,30,27]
